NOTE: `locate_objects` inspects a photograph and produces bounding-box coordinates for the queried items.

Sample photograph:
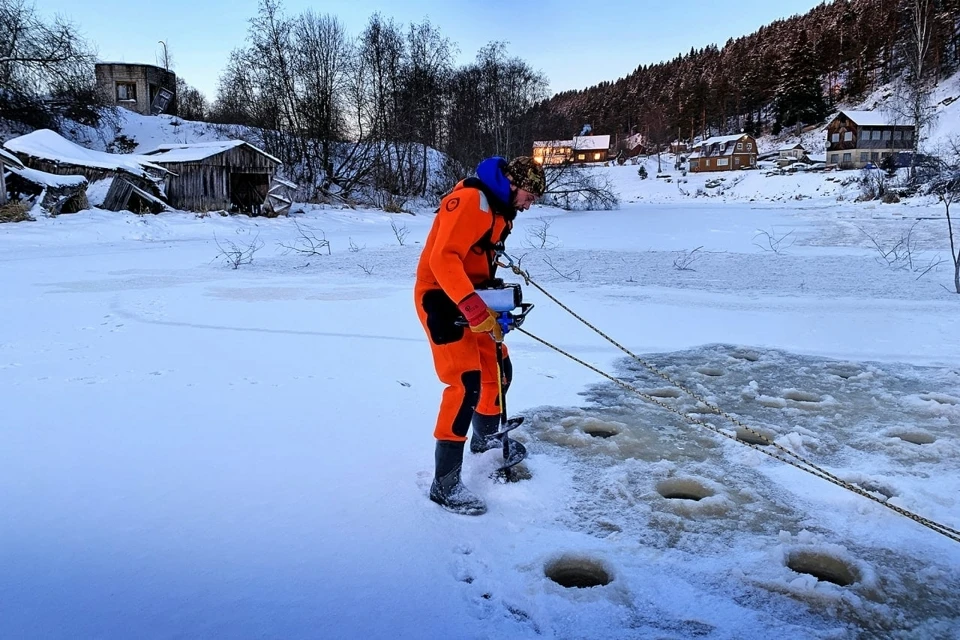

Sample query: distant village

[532,114,918,175]
[0,60,921,218]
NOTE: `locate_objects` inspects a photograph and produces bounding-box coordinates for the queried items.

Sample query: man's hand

[458,292,504,342]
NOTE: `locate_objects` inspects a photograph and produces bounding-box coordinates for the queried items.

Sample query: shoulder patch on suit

[477,191,490,213]
[445,197,460,211]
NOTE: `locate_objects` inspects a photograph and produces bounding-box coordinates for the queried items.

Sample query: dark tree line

[531,0,960,145]
[208,0,547,202]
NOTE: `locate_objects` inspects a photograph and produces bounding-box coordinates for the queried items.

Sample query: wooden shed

[141,141,283,214]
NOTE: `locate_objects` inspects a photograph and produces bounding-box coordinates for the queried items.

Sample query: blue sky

[42,0,826,101]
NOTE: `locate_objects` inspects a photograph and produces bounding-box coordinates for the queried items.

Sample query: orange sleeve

[429,189,492,304]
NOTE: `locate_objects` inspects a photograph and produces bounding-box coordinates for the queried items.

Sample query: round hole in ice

[854,479,896,499]
[895,432,936,445]
[786,550,860,587]
[783,390,821,403]
[828,369,859,379]
[581,423,621,438]
[544,555,612,589]
[647,387,682,399]
[697,367,724,377]
[736,427,773,445]
[656,478,715,501]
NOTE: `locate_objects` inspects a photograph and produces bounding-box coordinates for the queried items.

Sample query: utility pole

[158,40,169,71]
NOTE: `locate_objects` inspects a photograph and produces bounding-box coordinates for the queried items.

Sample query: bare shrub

[858,168,888,201]
[390,218,410,246]
[524,216,558,250]
[673,246,703,271]
[542,255,580,281]
[753,228,796,254]
[214,231,264,269]
[278,219,331,256]
[857,221,942,279]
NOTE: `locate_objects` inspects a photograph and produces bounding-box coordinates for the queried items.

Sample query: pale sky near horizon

[40,0,826,101]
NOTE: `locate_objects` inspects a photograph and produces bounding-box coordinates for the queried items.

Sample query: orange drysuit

[415,178,515,442]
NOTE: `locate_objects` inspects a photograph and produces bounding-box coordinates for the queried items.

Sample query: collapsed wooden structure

[2,131,295,216]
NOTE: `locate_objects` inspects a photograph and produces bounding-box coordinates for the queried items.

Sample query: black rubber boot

[429,440,486,515]
[470,413,502,454]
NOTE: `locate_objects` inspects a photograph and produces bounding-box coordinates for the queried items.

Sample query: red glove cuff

[457,292,489,326]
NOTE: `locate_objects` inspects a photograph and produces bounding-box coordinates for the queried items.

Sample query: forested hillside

[529,0,960,147]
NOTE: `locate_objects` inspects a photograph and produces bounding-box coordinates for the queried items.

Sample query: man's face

[512,188,537,211]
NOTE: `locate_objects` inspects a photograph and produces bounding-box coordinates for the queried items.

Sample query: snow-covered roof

[533,140,573,148]
[3,129,166,178]
[836,110,911,127]
[0,147,24,168]
[142,140,281,165]
[699,134,749,147]
[573,135,610,151]
[777,144,805,151]
[7,165,87,188]
[533,135,611,151]
[688,133,752,158]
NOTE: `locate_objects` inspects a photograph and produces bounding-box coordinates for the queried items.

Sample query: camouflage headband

[506,157,546,197]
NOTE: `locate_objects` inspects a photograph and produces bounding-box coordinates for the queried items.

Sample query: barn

[141,141,289,214]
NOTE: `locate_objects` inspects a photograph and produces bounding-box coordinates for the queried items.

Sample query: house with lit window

[95,63,177,116]
[824,110,915,169]
[533,135,611,165]
[532,140,573,165]
[687,134,757,173]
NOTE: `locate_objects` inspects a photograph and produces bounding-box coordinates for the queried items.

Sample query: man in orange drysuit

[415,156,546,515]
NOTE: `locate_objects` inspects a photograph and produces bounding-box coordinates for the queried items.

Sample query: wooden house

[570,135,611,164]
[687,134,757,173]
[776,144,806,167]
[532,140,573,166]
[825,110,915,169]
[533,134,612,166]
[141,141,285,214]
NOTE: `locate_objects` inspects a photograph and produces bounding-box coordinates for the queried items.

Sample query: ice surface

[521,345,960,636]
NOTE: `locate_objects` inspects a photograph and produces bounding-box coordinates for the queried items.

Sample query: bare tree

[891,0,938,179]
[0,0,104,129]
[541,163,619,211]
[641,104,673,174]
[176,77,208,121]
[293,11,352,196]
[931,138,960,292]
